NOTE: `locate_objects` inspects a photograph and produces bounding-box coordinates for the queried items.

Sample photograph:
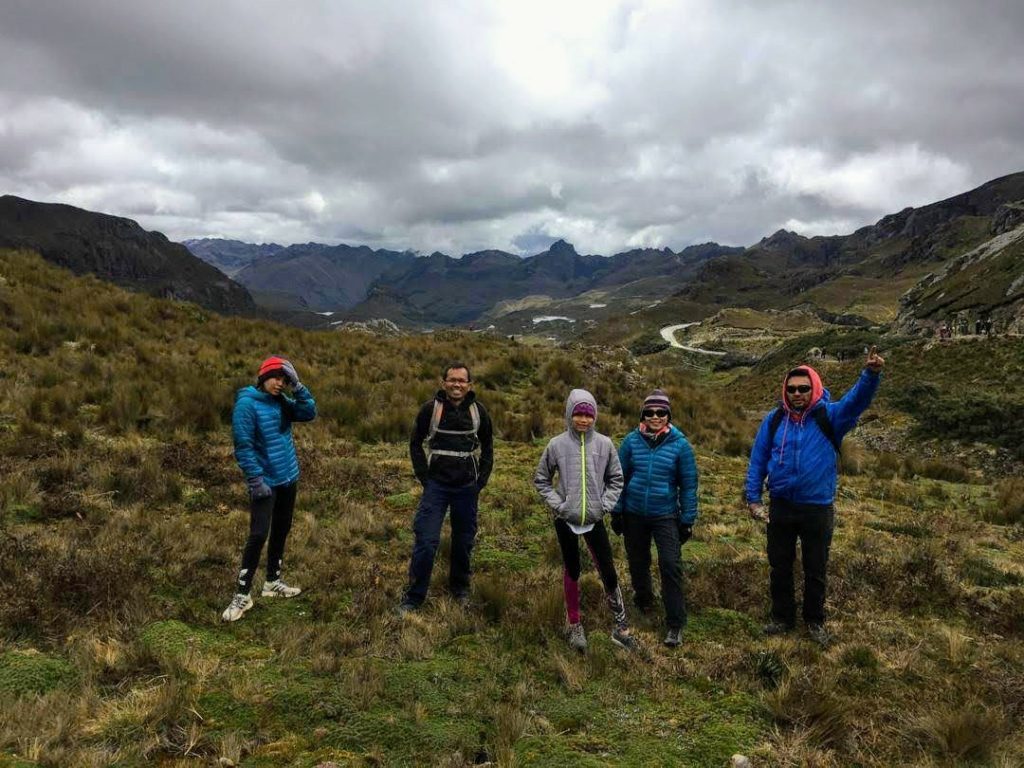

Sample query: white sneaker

[262,579,301,598]
[222,593,253,622]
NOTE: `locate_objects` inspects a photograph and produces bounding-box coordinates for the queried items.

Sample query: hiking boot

[763,620,795,636]
[807,623,831,648]
[222,593,253,622]
[566,622,587,653]
[611,626,640,653]
[395,599,420,617]
[663,628,683,648]
[453,592,472,609]
[262,579,301,598]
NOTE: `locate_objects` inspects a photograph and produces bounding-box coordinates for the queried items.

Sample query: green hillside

[1,249,1023,766]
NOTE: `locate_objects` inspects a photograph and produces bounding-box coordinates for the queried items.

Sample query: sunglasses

[786,385,812,394]
[642,409,669,418]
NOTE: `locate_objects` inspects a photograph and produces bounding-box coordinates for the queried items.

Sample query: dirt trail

[660,322,728,356]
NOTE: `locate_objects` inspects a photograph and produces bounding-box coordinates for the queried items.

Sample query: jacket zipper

[580,432,586,525]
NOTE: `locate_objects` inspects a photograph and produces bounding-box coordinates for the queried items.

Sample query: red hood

[781,365,824,419]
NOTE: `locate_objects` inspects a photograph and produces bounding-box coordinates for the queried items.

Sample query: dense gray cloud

[1,0,1022,255]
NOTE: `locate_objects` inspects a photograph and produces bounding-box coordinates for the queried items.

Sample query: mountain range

[184,172,1024,340]
[2,171,1021,338]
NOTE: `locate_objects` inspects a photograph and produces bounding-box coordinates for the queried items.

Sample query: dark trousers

[766,499,834,626]
[236,481,297,593]
[622,514,686,630]
[405,479,479,605]
[553,518,619,590]
[554,519,626,628]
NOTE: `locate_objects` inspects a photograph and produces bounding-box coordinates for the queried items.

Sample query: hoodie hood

[237,385,280,404]
[564,388,598,433]
[781,365,825,419]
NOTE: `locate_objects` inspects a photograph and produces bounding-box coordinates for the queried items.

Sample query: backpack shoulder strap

[427,400,444,444]
[813,407,841,454]
[469,402,480,435]
[767,407,785,445]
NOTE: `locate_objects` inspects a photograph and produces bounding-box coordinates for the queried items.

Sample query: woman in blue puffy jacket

[222,355,317,622]
[611,389,698,647]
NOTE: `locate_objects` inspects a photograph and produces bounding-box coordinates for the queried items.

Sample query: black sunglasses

[786,385,812,394]
[642,409,669,418]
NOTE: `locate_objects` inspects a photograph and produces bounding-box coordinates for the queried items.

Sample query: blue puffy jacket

[232,384,317,487]
[616,425,699,524]
[745,368,880,506]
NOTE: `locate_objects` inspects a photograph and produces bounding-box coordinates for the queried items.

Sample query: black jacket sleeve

[409,402,433,485]
[476,403,495,489]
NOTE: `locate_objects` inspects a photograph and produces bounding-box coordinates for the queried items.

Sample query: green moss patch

[0,649,77,697]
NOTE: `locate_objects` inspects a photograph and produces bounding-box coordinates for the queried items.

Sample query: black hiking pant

[405,479,479,606]
[236,481,297,593]
[622,513,686,630]
[766,499,834,626]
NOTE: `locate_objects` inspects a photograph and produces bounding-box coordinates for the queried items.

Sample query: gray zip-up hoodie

[534,389,624,526]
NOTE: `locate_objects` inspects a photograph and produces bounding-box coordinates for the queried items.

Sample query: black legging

[235,482,297,593]
[554,518,618,592]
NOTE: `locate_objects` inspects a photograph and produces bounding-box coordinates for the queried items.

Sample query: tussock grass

[911,701,1005,763]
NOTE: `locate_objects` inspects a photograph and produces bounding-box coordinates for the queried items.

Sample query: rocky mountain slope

[615,172,1024,343]
[897,206,1024,334]
[0,196,256,315]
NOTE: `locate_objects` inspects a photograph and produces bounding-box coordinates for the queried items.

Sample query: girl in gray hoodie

[534,389,637,653]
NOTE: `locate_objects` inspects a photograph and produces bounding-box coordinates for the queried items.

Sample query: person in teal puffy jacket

[222,355,317,622]
[611,389,698,648]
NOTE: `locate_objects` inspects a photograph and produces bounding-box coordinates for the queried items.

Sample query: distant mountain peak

[758,229,806,248]
[547,239,577,256]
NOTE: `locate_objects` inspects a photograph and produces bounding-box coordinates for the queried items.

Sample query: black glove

[247,476,273,501]
[610,514,623,536]
[677,521,692,545]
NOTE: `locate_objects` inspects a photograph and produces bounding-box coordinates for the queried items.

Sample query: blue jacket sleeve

[676,437,699,524]
[613,434,634,515]
[232,399,263,479]
[829,369,881,437]
[288,385,317,422]
[744,415,773,504]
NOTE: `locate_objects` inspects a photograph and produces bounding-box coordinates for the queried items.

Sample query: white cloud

[0,1,1021,255]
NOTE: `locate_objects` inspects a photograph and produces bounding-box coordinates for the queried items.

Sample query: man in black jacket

[398,362,494,613]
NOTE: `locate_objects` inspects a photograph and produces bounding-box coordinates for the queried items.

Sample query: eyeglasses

[444,378,470,385]
[786,385,812,394]
[642,409,669,418]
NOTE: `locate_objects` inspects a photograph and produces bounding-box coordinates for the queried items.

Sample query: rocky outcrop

[991,202,1024,235]
[0,196,256,315]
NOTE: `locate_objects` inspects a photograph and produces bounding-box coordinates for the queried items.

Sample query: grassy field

[1,249,1023,767]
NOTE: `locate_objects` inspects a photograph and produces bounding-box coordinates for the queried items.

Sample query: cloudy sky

[1,1,1022,256]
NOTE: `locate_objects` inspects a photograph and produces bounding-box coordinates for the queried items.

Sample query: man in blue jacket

[612,389,699,648]
[223,355,317,622]
[745,347,884,646]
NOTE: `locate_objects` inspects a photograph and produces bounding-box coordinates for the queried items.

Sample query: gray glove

[247,476,273,500]
[280,360,300,387]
